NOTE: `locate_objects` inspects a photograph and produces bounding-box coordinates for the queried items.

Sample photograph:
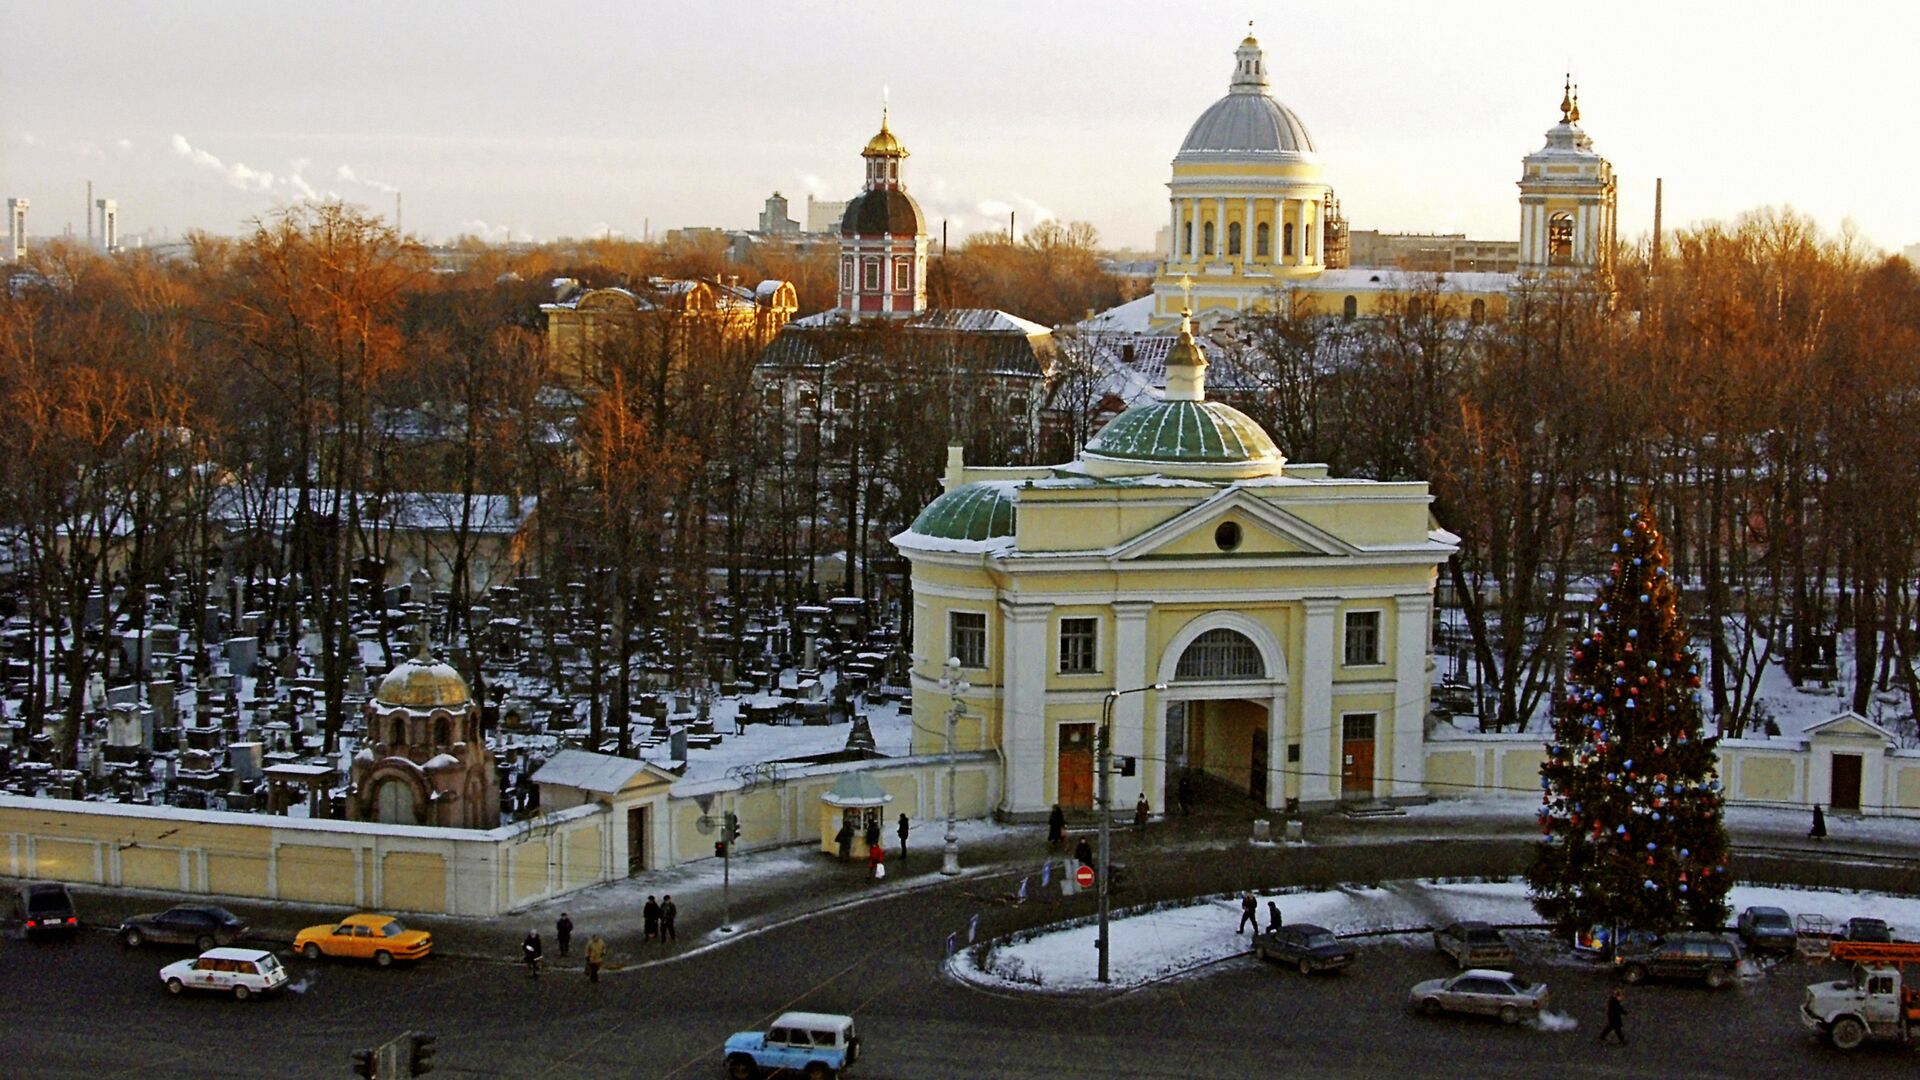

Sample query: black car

[1843,917,1893,943]
[1252,923,1356,974]
[118,905,249,950]
[1616,932,1742,988]
[1736,906,1798,955]
[9,883,79,940]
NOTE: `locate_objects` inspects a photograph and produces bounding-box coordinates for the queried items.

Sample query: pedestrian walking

[1074,834,1093,869]
[1177,774,1194,817]
[897,812,910,857]
[868,841,887,880]
[522,930,543,978]
[1267,901,1283,933]
[1238,892,1258,934]
[660,896,678,943]
[836,821,854,861]
[643,895,661,941]
[1134,793,1150,834]
[865,815,881,851]
[583,933,607,983]
[556,912,573,957]
[1810,803,1828,840]
[1048,804,1066,849]
[1599,986,1627,1044]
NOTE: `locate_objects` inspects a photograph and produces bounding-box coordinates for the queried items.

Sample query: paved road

[10,868,1920,1079]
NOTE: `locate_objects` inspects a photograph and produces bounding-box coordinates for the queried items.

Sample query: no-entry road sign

[1074,863,1095,888]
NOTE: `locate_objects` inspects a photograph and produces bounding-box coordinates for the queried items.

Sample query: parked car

[1408,969,1550,1024]
[1252,923,1356,974]
[294,913,433,966]
[1616,932,1742,988]
[1573,924,1660,961]
[1434,920,1515,970]
[723,1011,859,1079]
[1842,917,1893,943]
[8,883,79,940]
[119,905,248,950]
[1736,906,1799,955]
[159,947,288,1001]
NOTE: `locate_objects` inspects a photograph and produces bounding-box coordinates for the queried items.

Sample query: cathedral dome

[375,641,472,710]
[1177,33,1316,159]
[841,188,926,237]
[908,481,1018,542]
[1083,400,1283,467]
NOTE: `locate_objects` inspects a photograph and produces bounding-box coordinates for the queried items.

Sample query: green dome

[1084,400,1282,464]
[908,482,1018,541]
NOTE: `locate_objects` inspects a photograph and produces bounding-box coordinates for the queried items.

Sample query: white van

[159,947,290,1000]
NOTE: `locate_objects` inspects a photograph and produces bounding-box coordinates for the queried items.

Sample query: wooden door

[1341,714,1376,800]
[1059,723,1094,810]
[1831,754,1863,812]
[627,806,648,875]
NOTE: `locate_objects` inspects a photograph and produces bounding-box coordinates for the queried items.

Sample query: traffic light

[714,840,727,858]
[350,1047,377,1079]
[725,812,741,844]
[408,1032,438,1076]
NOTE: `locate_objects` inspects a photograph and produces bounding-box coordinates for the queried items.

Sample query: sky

[3,1,1915,254]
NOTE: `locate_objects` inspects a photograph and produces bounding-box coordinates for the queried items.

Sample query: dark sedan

[118,905,249,950]
[1252,923,1356,974]
[1736,906,1798,955]
[1842,917,1893,943]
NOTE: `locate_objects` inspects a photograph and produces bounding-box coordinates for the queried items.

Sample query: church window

[1203,221,1215,256]
[949,610,987,669]
[1227,222,1242,256]
[1343,295,1357,321]
[1058,617,1098,674]
[1283,222,1294,257]
[840,258,852,291]
[1183,222,1193,256]
[1470,298,1487,324]
[893,258,911,290]
[1174,628,1265,680]
[1548,212,1575,265]
[863,258,880,291]
[1256,222,1270,257]
[1344,610,1383,666]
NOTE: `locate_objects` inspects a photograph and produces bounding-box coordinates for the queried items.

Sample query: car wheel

[166,977,184,995]
[303,943,322,961]
[1704,965,1730,989]
[1297,958,1312,976]
[375,950,393,968]
[1622,963,1647,985]
[803,1063,832,1080]
[196,934,216,952]
[1831,1017,1867,1051]
[725,1053,759,1080]
[123,928,145,948]
[1499,1005,1519,1026]
[233,984,251,1002]
[1420,997,1443,1017]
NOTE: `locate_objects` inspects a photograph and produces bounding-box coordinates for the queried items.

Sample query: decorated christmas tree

[1528,506,1732,935]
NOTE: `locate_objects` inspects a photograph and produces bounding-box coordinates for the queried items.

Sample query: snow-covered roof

[1311,268,1517,294]
[532,749,674,794]
[1083,295,1155,334]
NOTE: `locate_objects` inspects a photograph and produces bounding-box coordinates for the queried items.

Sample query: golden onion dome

[375,638,472,709]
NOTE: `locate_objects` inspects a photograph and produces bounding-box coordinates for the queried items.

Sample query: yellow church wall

[507,837,552,905]
[31,838,97,882]
[1426,749,1479,794]
[1154,516,1307,557]
[279,844,359,906]
[121,845,184,891]
[1017,500,1186,553]
[561,825,604,891]
[382,851,448,912]
[1500,747,1547,794]
[1044,605,1114,692]
[1739,755,1797,803]
[1895,763,1920,811]
[207,849,268,898]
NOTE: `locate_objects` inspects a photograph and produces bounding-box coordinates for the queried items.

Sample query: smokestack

[86,180,93,247]
[395,191,402,235]
[6,198,27,261]
[1651,178,1663,276]
[1009,211,1016,242]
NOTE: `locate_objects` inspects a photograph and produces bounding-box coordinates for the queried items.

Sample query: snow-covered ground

[950,878,1920,993]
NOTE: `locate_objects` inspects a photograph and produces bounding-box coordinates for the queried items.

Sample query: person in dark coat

[1238,892,1258,934]
[1048,804,1066,849]
[555,912,573,957]
[1599,986,1627,1044]
[897,812,910,857]
[522,931,543,978]
[660,896,677,943]
[1177,774,1194,817]
[836,822,855,861]
[1074,834,1093,869]
[1810,803,1828,840]
[865,815,882,851]
[1134,794,1150,834]
[1267,902,1283,933]
[642,895,662,941]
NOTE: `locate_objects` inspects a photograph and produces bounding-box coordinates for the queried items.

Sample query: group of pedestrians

[836,812,912,881]
[520,900,674,983]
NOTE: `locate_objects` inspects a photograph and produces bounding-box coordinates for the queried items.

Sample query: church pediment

[1112,488,1358,561]
[1804,711,1896,744]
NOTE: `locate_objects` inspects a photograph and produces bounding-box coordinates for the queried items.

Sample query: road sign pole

[1097,693,1113,983]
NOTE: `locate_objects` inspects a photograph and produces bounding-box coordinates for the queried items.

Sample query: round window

[1214,521,1242,551]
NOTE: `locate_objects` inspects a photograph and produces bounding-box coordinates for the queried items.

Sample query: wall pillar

[1391,594,1432,797]
[1300,599,1339,804]
[1112,601,1153,807]
[1000,601,1054,816]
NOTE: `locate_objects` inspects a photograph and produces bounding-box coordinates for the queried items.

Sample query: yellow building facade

[895,312,1456,818]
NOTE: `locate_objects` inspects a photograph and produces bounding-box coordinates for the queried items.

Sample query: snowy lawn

[950,878,1920,993]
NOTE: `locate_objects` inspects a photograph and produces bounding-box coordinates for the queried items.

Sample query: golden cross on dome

[1177,274,1195,313]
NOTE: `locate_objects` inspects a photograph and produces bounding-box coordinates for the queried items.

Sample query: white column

[1215,196,1226,261]
[1168,200,1180,261]
[1267,690,1290,811]
[1391,594,1432,797]
[1300,598,1339,804]
[1111,601,1152,807]
[1242,196,1254,263]
[999,602,1054,816]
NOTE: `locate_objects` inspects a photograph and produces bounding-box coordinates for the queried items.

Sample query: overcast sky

[3,1,1914,254]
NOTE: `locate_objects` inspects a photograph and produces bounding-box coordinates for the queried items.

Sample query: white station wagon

[160,947,290,1000]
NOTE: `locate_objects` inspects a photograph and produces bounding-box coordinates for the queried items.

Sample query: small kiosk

[819,770,892,859]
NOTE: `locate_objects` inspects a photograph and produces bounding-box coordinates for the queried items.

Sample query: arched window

[1174,628,1266,680]
[1203,221,1215,256]
[1184,221,1194,256]
[1255,222,1270,258]
[1343,295,1358,321]
[1548,212,1575,266]
[1470,298,1487,324]
[1227,222,1242,256]
[1282,222,1295,257]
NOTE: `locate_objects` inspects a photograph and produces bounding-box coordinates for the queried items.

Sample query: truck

[1802,940,1920,1050]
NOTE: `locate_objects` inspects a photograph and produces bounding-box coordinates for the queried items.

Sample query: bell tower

[1518,78,1617,274]
[836,109,929,319]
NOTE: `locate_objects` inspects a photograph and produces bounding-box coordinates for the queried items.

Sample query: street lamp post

[1098,682,1166,983]
[938,658,969,876]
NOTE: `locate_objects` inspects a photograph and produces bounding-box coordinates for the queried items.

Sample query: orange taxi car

[294,913,432,966]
